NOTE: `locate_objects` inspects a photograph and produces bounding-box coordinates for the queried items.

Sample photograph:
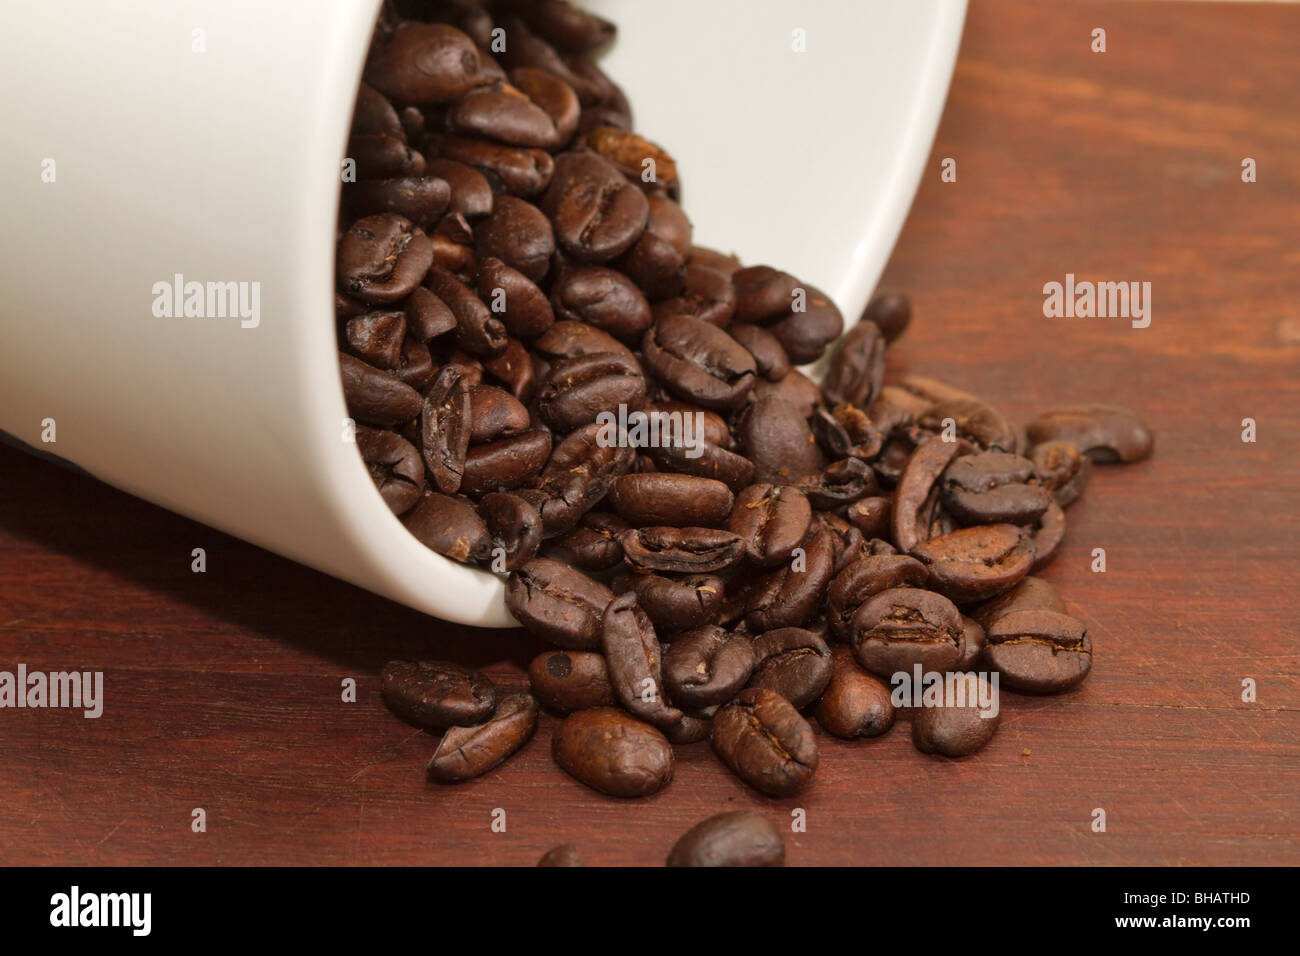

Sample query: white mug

[0,0,964,627]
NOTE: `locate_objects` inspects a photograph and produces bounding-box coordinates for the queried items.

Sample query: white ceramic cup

[0,0,965,627]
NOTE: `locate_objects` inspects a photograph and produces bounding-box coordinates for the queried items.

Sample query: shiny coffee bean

[478,491,542,569]
[552,707,674,797]
[914,397,1019,455]
[862,292,911,343]
[827,554,929,640]
[460,427,552,494]
[608,473,734,527]
[797,457,876,510]
[505,557,614,648]
[532,422,635,536]
[814,647,896,738]
[581,124,679,193]
[711,688,818,797]
[970,575,1067,631]
[339,214,434,304]
[528,649,616,714]
[534,319,636,362]
[483,337,541,401]
[548,510,629,571]
[911,676,1000,757]
[401,491,492,563]
[821,318,886,407]
[432,134,556,196]
[550,266,652,340]
[642,314,756,412]
[541,150,648,261]
[892,437,961,552]
[662,625,755,709]
[340,352,423,427]
[345,176,452,229]
[475,257,555,339]
[620,526,746,574]
[1029,440,1091,508]
[744,528,835,631]
[941,452,1051,526]
[466,384,530,443]
[364,22,490,105]
[736,396,820,485]
[421,364,472,493]
[536,350,646,432]
[613,572,724,634]
[601,592,682,728]
[537,844,583,867]
[1029,500,1066,570]
[429,692,539,782]
[651,262,737,328]
[345,310,406,369]
[851,587,963,677]
[666,811,785,867]
[728,484,812,568]
[426,157,495,219]
[356,424,424,515]
[473,195,555,280]
[911,524,1036,604]
[425,264,508,357]
[746,626,833,709]
[380,659,496,730]
[729,323,792,382]
[846,496,890,539]
[985,609,1091,693]
[1026,404,1153,464]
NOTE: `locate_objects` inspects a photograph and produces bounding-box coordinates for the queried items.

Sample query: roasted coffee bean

[467,384,530,443]
[478,491,542,569]
[986,609,1091,693]
[357,424,424,514]
[662,625,755,708]
[620,526,746,574]
[497,15,604,103]
[798,457,876,510]
[433,134,556,196]
[548,511,629,571]
[728,322,791,382]
[461,427,552,494]
[608,473,733,527]
[911,676,1000,757]
[483,337,540,401]
[429,692,539,781]
[745,528,835,631]
[892,437,961,552]
[582,124,678,194]
[528,649,616,713]
[851,587,963,677]
[351,81,403,138]
[912,524,1036,604]
[426,157,495,219]
[846,496,890,539]
[751,369,822,419]
[550,266,652,340]
[475,257,555,339]
[425,264,508,357]
[642,313,756,412]
[601,592,682,728]
[346,176,452,229]
[614,194,690,299]
[648,434,755,491]
[663,710,713,745]
[380,659,496,730]
[666,811,785,867]
[822,318,886,407]
[536,350,645,433]
[403,285,457,341]
[364,21,490,105]
[1029,500,1066,570]
[421,364,472,492]
[651,262,737,328]
[827,554,929,640]
[537,844,583,867]
[1029,440,1091,508]
[613,573,724,634]
[914,397,1019,455]
[534,319,636,361]
[687,245,742,277]
[448,70,579,151]
[552,707,674,797]
[731,265,801,323]
[941,452,1051,526]
[736,396,820,485]
[814,647,896,738]
[473,195,555,280]
[338,214,434,304]
[955,615,987,670]
[510,0,616,54]
[710,688,817,797]
[1026,404,1153,464]
[541,150,649,261]
[401,491,492,563]
[728,484,811,568]
[505,557,614,648]
[746,626,833,709]
[394,336,438,390]
[862,292,911,343]
[731,266,843,362]
[532,422,635,536]
[971,575,1067,630]
[349,131,426,179]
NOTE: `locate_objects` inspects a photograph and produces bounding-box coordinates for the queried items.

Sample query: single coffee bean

[955,614,987,670]
[744,528,835,631]
[466,384,530,443]
[666,811,785,867]
[710,688,818,797]
[797,457,876,510]
[532,422,636,536]
[552,707,674,797]
[751,369,822,419]
[911,524,1036,604]
[548,510,629,571]
[473,195,555,280]
[613,194,690,299]
[339,352,423,426]
[601,592,682,728]
[380,659,496,730]
[760,285,843,364]
[662,625,755,709]
[581,124,679,193]
[536,350,646,433]
[851,587,963,677]
[448,71,578,151]
[338,214,434,304]
[421,364,472,492]
[1029,440,1091,508]
[460,427,552,494]
[429,692,539,781]
[356,424,424,514]
[403,285,457,341]
[345,175,452,229]
[911,676,1000,757]
[663,709,714,745]
[651,262,737,328]
[827,554,929,640]
[648,434,755,491]
[746,626,833,709]
[1026,404,1153,464]
[736,396,820,485]
[425,264,508,357]
[814,647,896,738]
[432,134,556,196]
[534,318,636,361]
[892,437,961,552]
[985,609,1091,693]
[728,322,791,382]
[541,149,649,261]
[426,157,495,219]
[970,575,1067,630]
[483,337,541,402]
[511,1,615,53]
[821,319,886,407]
[862,292,911,343]
[348,130,426,179]
[728,484,811,568]
[620,526,746,574]
[537,844,583,867]
[475,257,555,338]
[941,451,1051,526]
[478,491,542,570]
[846,496,890,539]
[344,310,407,369]
[364,21,489,105]
[401,491,492,563]
[613,572,724,635]
[1029,500,1066,571]
[608,473,734,527]
[550,266,652,340]
[642,313,757,412]
[527,649,616,713]
[914,397,1019,455]
[505,557,614,648]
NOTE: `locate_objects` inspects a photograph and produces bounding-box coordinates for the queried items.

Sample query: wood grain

[1,0,1297,866]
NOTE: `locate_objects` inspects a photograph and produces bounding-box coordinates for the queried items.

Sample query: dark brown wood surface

[2,0,1297,866]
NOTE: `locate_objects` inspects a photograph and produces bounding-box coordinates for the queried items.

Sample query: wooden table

[2,0,1297,866]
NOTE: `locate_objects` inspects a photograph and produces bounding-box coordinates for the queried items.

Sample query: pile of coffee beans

[344,2,1153,821]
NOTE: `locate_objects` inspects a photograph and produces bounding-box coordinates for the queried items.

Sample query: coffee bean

[527,649,616,713]
[912,524,1036,604]
[483,337,541,401]
[1029,500,1066,571]
[340,352,423,427]
[401,491,492,562]
[532,422,635,536]
[536,350,646,433]
[505,557,613,648]
[552,707,674,797]
[547,511,629,571]
[729,323,792,382]
[985,609,1091,693]
[339,214,434,304]
[582,124,678,193]
[601,592,682,728]
[433,134,556,196]
[851,587,963,676]
[827,554,929,640]
[448,70,579,151]
[797,457,876,510]
[711,688,818,797]
[541,150,648,261]
[534,319,636,362]
[478,491,542,569]
[537,844,583,867]
[421,364,472,492]
[941,452,1051,526]
[1029,440,1091,508]
[822,318,886,407]
[475,257,556,339]
[429,692,539,781]
[425,264,508,357]
[914,397,1019,455]
[862,292,911,343]
[620,526,746,574]
[846,496,890,539]
[666,811,785,867]
[511,1,615,53]
[746,626,833,709]
[727,484,811,568]
[970,575,1066,630]
[744,528,835,631]
[460,427,552,494]
[608,473,734,527]
[892,437,961,552]
[651,262,737,328]
[1026,404,1153,464]
[736,396,820,485]
[814,647,896,738]
[426,157,495,219]
[345,176,452,228]
[380,659,496,730]
[613,572,724,635]
[911,676,1000,757]
[550,266,652,340]
[473,195,555,280]
[356,424,424,514]
[364,22,490,105]
[662,625,755,708]
[642,313,756,412]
